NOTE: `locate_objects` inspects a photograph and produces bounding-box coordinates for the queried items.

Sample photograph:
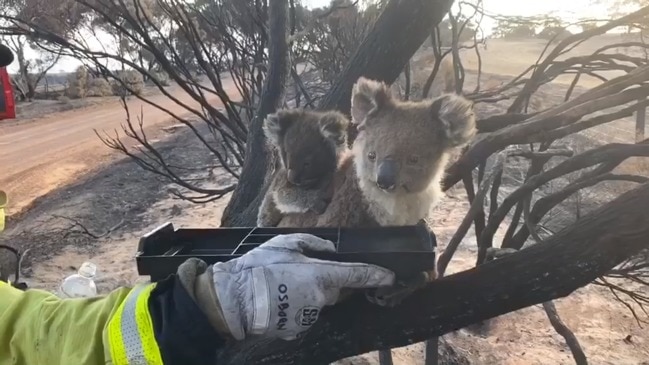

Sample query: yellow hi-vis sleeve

[0,190,7,232]
[105,283,163,365]
[0,281,132,365]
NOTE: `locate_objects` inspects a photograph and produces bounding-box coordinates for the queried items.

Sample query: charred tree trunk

[220,0,290,227]
[217,182,649,364]
[404,60,411,101]
[318,0,453,112]
[221,0,455,226]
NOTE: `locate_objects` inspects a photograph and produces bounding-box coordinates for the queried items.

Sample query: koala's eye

[367,151,376,161]
[407,155,420,165]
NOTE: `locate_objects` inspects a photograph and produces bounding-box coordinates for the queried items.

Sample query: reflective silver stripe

[121,284,148,365]
[250,267,270,334]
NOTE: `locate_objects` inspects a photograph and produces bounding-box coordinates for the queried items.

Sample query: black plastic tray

[136,222,437,281]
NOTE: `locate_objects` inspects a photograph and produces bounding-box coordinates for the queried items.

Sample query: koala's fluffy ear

[263,110,294,146]
[350,77,392,126]
[431,93,477,148]
[318,111,349,146]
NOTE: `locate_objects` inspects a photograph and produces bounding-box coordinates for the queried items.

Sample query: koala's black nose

[376,159,398,191]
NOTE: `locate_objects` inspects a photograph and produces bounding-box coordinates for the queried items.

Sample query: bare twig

[594,278,649,326]
[542,301,589,365]
[508,173,649,249]
[52,215,124,239]
[478,143,649,263]
[438,152,506,276]
[492,208,590,365]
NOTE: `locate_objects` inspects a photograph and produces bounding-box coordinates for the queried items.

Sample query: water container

[59,262,98,298]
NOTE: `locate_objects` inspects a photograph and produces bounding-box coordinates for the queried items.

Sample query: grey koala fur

[344,77,476,226]
[257,109,350,227]
[280,76,476,229]
[276,76,477,304]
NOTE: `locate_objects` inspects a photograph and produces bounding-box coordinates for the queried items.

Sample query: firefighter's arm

[0,281,46,365]
[111,234,395,364]
[0,234,394,365]
[0,281,132,365]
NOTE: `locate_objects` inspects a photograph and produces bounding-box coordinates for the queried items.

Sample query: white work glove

[210,233,395,341]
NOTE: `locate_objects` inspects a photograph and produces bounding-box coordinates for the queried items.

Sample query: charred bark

[220,0,290,226]
[216,182,649,364]
[318,0,453,112]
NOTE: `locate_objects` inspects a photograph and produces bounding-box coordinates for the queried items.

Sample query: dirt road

[0,79,235,215]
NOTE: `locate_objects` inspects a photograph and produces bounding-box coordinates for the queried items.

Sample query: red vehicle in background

[0,43,16,120]
[0,67,16,120]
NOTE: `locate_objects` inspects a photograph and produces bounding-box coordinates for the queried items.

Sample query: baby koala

[257,109,350,227]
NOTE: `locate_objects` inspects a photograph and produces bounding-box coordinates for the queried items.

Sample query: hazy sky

[306,0,615,33]
[306,0,612,19]
[20,0,620,73]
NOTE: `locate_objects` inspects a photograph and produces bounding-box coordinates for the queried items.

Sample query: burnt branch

[462,171,486,245]
[507,173,649,249]
[478,143,649,263]
[318,0,454,112]
[487,239,589,365]
[0,0,273,205]
[421,26,445,99]
[542,301,589,365]
[220,0,290,226]
[437,153,506,277]
[508,5,649,113]
[500,144,561,247]
[519,180,590,365]
[508,149,574,160]
[216,182,649,364]
[594,278,649,325]
[443,70,649,191]
[95,100,236,202]
[52,215,125,240]
[475,114,535,133]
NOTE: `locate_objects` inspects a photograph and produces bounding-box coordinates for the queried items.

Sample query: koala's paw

[310,198,331,215]
[365,271,431,307]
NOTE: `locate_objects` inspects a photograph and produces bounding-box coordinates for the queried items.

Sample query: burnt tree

[220,0,454,226]
[219,0,290,226]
